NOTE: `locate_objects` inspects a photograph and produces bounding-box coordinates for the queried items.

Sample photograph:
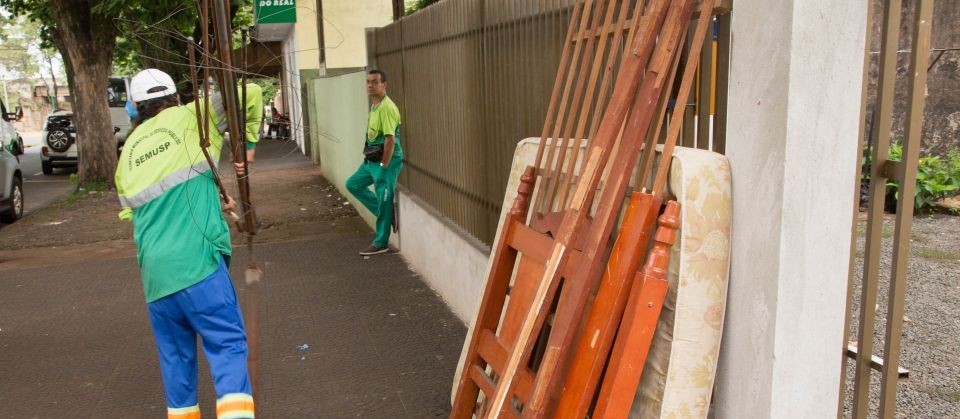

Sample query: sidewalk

[0,139,466,418]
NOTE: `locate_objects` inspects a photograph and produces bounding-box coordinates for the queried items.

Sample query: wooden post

[592,201,681,418]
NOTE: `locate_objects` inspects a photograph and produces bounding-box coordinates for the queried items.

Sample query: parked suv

[40,77,132,175]
[0,99,25,223]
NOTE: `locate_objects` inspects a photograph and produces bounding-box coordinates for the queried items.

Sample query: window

[107,79,128,107]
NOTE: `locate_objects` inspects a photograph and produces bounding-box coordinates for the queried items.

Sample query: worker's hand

[222,195,237,212]
[234,161,247,177]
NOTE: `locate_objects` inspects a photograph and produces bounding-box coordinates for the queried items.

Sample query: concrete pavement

[0,138,467,418]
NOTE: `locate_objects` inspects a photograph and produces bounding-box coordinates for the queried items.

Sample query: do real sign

[255,0,297,24]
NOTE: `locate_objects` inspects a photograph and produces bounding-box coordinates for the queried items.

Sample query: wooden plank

[535,0,597,213]
[653,0,718,194]
[592,201,681,419]
[533,2,585,181]
[845,346,909,377]
[592,275,669,418]
[500,257,548,348]
[451,167,536,418]
[506,220,554,265]
[554,0,630,210]
[542,0,613,213]
[471,364,497,397]
[477,330,537,401]
[552,192,662,419]
[521,2,695,416]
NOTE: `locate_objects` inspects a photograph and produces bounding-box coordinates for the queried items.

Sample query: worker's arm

[377,103,401,173]
[115,171,133,222]
[381,135,395,167]
[242,83,263,161]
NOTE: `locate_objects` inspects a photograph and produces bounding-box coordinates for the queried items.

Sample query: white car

[0,99,24,223]
[40,77,132,175]
[40,110,76,175]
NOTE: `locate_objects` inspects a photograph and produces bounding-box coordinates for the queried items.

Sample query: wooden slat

[653,0,718,194]
[533,1,585,185]
[592,201,680,418]
[451,167,536,418]
[553,0,630,210]
[506,220,554,264]
[471,364,497,397]
[535,0,596,213]
[521,2,695,416]
[591,276,669,418]
[542,0,613,213]
[552,193,662,419]
[477,330,536,402]
[500,257,547,347]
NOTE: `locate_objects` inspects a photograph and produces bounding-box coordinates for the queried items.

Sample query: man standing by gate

[346,69,403,255]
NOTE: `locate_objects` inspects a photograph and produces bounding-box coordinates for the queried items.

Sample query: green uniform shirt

[115,85,262,302]
[366,95,402,159]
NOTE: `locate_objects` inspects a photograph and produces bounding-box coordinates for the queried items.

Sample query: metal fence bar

[837,0,875,416]
[851,0,903,416]
[713,10,730,154]
[695,16,713,150]
[877,0,933,416]
[375,0,730,245]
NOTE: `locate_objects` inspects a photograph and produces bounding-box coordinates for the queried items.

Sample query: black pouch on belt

[363,144,384,162]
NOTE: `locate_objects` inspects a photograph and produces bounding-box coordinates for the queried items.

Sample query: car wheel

[47,129,72,152]
[42,159,53,175]
[1,176,23,223]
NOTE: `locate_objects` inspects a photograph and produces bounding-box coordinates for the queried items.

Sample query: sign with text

[254,0,297,24]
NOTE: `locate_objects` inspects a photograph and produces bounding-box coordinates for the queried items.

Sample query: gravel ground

[841,214,960,418]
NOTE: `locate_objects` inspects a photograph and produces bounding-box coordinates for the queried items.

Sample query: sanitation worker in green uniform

[346,69,403,256]
[114,69,262,418]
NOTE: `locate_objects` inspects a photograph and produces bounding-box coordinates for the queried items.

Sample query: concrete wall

[866,0,960,156]
[713,0,867,418]
[322,0,394,69]
[396,191,490,321]
[310,71,379,229]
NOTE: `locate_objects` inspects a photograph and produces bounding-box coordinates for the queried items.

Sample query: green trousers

[346,160,402,247]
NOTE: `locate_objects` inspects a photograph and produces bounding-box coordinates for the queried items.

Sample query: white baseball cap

[130,69,177,102]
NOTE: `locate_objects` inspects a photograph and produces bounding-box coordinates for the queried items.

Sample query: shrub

[862,141,960,213]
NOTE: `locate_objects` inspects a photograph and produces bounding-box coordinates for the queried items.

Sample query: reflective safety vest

[115,84,262,302]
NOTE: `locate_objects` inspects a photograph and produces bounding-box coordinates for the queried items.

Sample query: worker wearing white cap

[115,68,262,419]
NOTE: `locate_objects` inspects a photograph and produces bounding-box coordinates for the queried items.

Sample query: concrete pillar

[714,1,867,418]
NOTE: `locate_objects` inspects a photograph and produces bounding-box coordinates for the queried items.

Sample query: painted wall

[713,0,867,417]
[282,31,305,151]
[310,71,379,229]
[295,2,322,70]
[322,0,394,69]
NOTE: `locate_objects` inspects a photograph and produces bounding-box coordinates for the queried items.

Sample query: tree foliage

[405,0,441,15]
[0,0,254,185]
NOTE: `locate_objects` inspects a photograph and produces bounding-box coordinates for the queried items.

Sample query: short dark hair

[368,69,387,83]
[130,95,179,134]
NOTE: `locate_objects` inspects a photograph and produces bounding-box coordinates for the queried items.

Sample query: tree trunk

[48,0,118,186]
